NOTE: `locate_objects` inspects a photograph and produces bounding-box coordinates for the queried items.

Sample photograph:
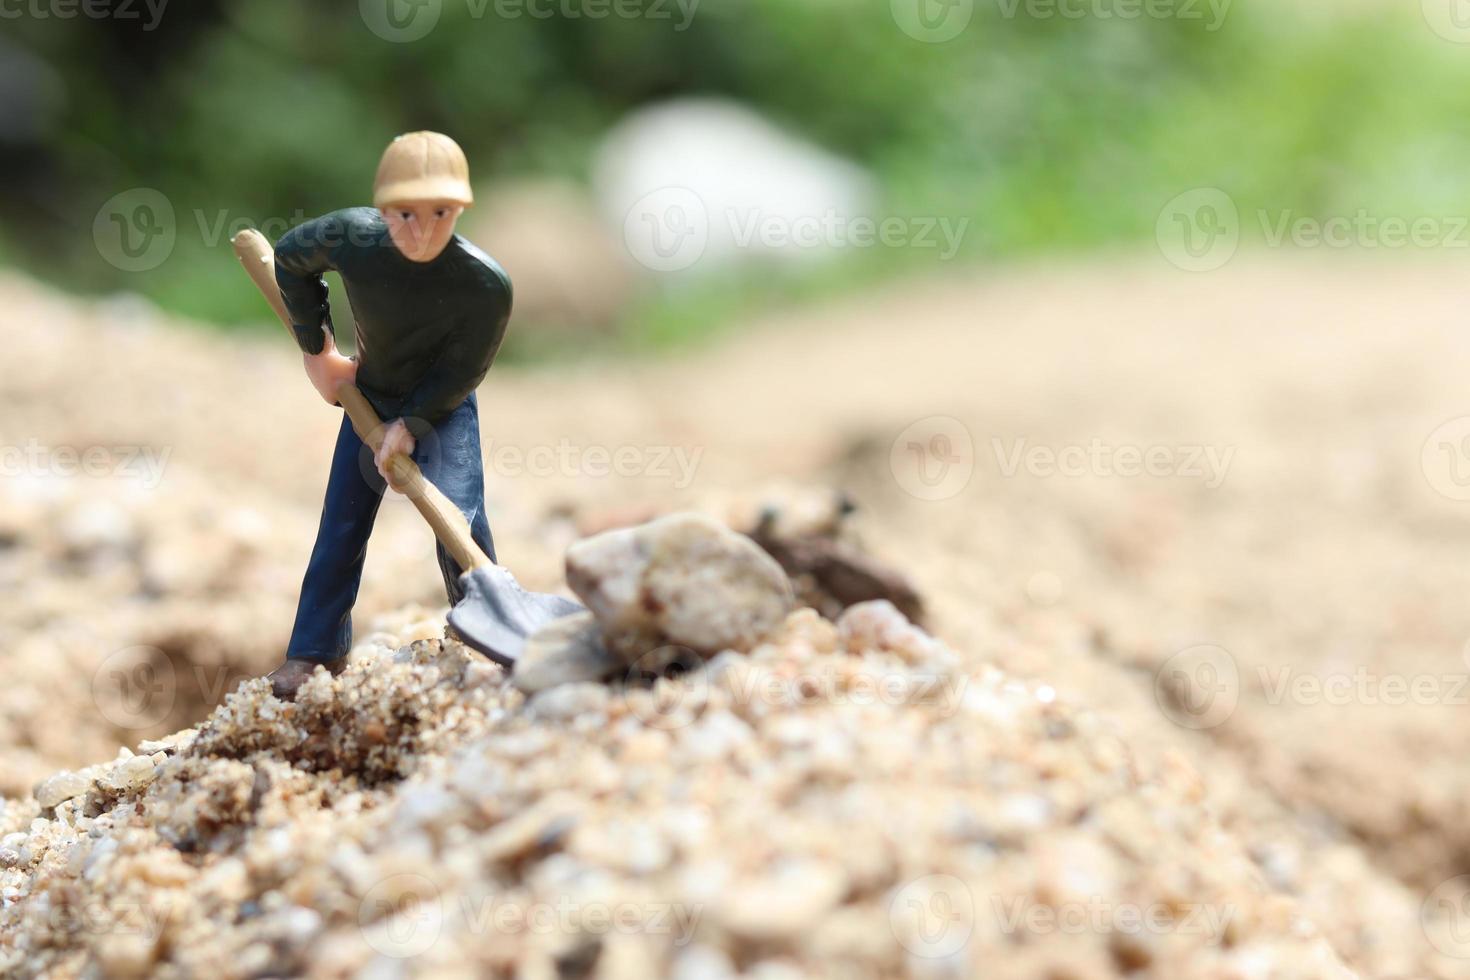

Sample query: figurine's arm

[274,213,359,405]
[274,214,346,355]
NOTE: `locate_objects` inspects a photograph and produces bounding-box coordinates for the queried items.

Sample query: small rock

[717,860,849,941]
[35,770,91,809]
[529,683,610,722]
[746,495,925,624]
[139,730,195,756]
[681,712,755,762]
[58,499,137,554]
[95,933,158,980]
[836,600,939,664]
[568,821,672,874]
[99,755,157,794]
[671,945,736,980]
[393,786,466,835]
[565,512,794,664]
[514,612,622,693]
[479,795,579,863]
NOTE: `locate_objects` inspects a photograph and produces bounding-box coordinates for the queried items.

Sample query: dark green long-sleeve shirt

[274,207,511,425]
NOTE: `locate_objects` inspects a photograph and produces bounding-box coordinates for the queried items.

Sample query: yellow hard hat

[373,131,474,209]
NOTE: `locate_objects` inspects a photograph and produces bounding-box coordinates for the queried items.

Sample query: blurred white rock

[593,99,876,276]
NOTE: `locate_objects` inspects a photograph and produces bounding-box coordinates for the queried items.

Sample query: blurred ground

[3,253,1470,976]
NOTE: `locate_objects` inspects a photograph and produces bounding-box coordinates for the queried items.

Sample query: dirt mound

[2,607,1361,979]
[5,256,1470,977]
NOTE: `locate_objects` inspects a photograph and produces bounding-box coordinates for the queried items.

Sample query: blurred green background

[3,0,1468,356]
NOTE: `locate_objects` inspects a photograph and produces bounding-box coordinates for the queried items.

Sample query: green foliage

[5,1,1470,353]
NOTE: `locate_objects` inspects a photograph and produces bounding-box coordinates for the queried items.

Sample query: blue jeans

[286,393,496,663]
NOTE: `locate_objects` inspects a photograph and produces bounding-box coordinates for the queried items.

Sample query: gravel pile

[6,262,1470,977]
[1,601,1359,979]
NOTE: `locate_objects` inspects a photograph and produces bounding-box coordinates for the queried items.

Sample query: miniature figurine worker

[265,132,509,701]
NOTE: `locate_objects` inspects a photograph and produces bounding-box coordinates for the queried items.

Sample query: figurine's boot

[267,657,347,702]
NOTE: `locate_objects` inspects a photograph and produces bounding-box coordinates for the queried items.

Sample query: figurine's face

[382,201,464,262]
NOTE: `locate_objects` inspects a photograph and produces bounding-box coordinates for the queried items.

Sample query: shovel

[232,228,583,666]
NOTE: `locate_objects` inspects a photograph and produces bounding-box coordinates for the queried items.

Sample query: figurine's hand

[302,332,359,406]
[375,419,417,485]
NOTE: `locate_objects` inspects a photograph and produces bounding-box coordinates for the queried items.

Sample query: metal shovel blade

[447,564,586,667]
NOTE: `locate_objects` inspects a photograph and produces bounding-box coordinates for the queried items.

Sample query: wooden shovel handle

[231,227,493,574]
